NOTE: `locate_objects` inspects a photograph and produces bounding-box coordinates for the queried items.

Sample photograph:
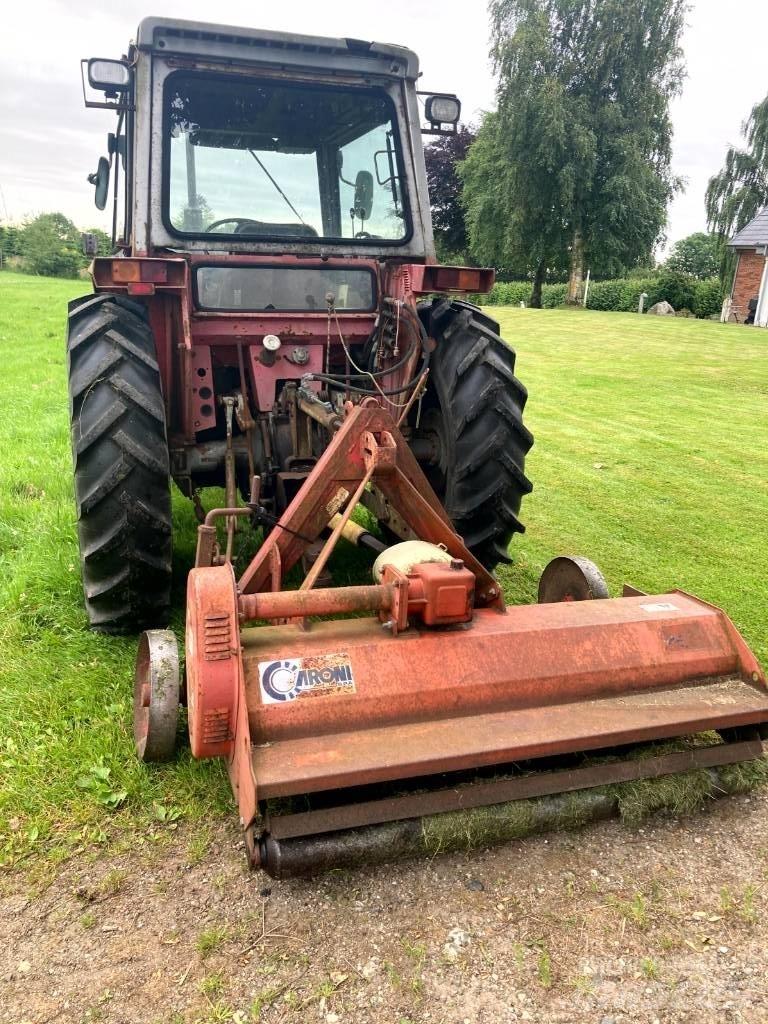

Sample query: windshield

[165,73,409,243]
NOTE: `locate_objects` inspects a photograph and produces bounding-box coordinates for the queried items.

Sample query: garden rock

[648,300,675,315]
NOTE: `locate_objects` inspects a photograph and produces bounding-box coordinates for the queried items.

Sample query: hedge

[483,273,723,319]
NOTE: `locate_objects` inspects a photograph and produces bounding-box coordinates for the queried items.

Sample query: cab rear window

[195,266,376,312]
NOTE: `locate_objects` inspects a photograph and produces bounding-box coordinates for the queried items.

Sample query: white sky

[1,0,767,254]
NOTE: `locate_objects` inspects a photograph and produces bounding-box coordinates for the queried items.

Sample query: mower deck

[137,407,768,879]
[244,592,768,798]
[251,675,768,799]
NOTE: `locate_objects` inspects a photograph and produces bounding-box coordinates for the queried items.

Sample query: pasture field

[0,270,766,871]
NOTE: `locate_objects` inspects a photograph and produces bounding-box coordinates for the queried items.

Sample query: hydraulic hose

[309,300,430,396]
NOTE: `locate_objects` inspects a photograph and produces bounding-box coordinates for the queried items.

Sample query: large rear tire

[66,294,172,633]
[413,299,533,572]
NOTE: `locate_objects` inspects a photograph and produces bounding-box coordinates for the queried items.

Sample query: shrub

[649,269,698,313]
[693,277,724,319]
[486,281,534,305]
[483,272,722,319]
[541,283,568,308]
[586,278,658,312]
[586,279,626,311]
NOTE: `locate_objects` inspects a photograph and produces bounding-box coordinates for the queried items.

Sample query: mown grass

[0,272,766,871]
[0,273,230,871]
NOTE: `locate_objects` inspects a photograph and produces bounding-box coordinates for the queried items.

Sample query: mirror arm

[384,133,400,217]
[111,111,124,249]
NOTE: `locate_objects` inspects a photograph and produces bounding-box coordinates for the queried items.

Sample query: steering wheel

[205,218,262,234]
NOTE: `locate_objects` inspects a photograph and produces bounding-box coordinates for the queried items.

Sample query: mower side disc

[537,555,610,603]
[134,629,180,763]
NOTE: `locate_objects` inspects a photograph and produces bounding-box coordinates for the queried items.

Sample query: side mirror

[337,151,355,188]
[88,156,110,211]
[353,170,374,222]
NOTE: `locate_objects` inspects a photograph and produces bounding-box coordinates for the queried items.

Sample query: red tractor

[71,18,531,633]
[70,20,768,878]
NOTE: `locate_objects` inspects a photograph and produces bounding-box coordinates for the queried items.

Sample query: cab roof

[135,17,420,81]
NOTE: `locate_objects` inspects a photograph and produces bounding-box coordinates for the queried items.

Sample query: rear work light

[425,94,461,125]
[87,59,131,92]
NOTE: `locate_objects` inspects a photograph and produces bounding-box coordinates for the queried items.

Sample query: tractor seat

[234,221,318,238]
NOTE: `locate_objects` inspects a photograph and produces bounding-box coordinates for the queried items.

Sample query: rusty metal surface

[250,674,768,798]
[360,485,418,543]
[186,563,259,835]
[133,629,180,763]
[177,366,768,874]
[265,734,764,839]
[298,444,376,591]
[407,263,495,295]
[237,404,502,605]
[239,584,392,621]
[195,508,251,568]
[538,555,610,602]
[238,562,475,626]
[241,592,766,748]
[186,565,241,759]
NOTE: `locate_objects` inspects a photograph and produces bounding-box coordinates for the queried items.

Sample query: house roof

[729,207,768,248]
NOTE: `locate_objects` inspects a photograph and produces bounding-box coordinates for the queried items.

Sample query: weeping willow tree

[706,95,768,286]
[462,0,686,305]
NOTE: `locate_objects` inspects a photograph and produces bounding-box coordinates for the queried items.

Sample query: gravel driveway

[2,787,767,1024]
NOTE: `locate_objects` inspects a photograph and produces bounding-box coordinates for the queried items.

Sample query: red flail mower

[71,19,768,877]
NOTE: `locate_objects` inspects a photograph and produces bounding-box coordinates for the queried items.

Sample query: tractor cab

[82,18,461,261]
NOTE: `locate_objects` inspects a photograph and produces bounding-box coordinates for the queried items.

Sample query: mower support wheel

[134,629,180,763]
[537,556,610,603]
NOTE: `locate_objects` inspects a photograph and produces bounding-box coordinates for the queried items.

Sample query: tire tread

[67,294,172,633]
[416,299,533,572]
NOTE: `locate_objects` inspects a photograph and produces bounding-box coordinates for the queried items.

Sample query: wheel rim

[133,629,180,762]
[412,407,447,496]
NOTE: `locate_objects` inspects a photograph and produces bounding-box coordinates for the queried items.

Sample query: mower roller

[71,19,768,878]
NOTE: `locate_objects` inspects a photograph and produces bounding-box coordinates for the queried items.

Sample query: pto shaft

[239,584,391,621]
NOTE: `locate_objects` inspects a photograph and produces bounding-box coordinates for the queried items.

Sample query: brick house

[726,208,768,325]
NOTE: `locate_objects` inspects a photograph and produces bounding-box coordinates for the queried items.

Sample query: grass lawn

[1,270,766,872]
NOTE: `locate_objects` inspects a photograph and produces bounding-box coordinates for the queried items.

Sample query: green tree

[21,212,83,278]
[467,0,685,304]
[461,110,569,306]
[706,94,768,284]
[178,194,214,233]
[665,232,719,279]
[0,223,23,266]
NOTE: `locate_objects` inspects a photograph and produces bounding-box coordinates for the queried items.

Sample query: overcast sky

[2,0,767,255]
